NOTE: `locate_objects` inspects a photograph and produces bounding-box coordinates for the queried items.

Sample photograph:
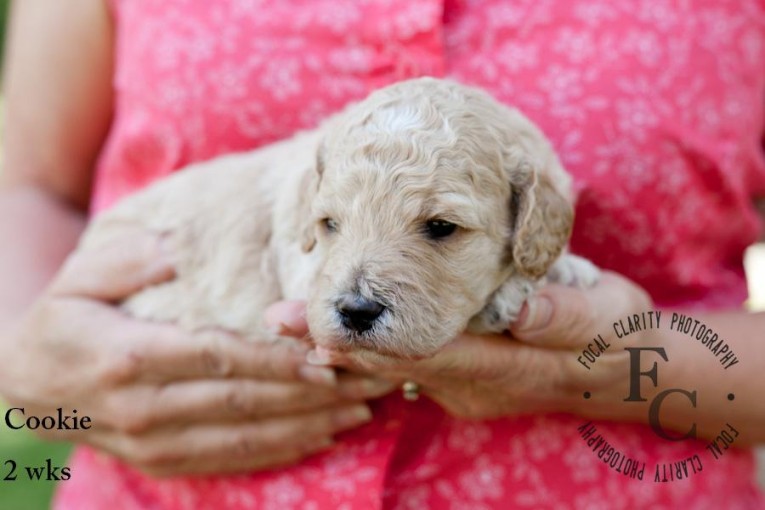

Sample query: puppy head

[301,78,572,361]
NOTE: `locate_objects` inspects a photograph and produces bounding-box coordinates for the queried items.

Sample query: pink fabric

[57,0,765,508]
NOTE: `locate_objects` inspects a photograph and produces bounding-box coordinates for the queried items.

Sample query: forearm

[0,185,86,326]
[0,0,112,329]
[587,309,765,446]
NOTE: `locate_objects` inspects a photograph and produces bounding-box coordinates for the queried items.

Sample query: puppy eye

[322,218,338,233]
[424,219,457,240]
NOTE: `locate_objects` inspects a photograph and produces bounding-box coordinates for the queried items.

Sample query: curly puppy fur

[80,78,599,362]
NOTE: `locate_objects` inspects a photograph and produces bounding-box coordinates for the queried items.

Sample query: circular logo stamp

[575,311,741,483]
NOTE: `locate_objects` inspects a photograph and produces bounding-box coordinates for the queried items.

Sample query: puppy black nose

[336,294,385,333]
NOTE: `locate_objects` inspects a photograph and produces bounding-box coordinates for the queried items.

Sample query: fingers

[104,320,337,385]
[93,403,374,476]
[50,228,175,301]
[387,336,623,420]
[97,374,394,434]
[31,297,328,388]
[509,271,652,348]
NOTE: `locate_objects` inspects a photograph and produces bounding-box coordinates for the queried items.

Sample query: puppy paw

[547,254,600,289]
[468,277,538,334]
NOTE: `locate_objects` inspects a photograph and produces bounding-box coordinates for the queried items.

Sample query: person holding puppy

[1,0,764,508]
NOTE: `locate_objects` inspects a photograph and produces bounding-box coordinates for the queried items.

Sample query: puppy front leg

[547,253,600,288]
[467,254,600,335]
[467,277,539,334]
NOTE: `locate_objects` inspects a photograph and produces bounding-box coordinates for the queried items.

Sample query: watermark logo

[575,311,740,483]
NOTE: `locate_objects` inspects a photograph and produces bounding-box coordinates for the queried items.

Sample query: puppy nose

[336,294,386,333]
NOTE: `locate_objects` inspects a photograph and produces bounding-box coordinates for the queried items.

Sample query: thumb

[264,300,309,338]
[509,285,595,348]
[512,295,555,333]
[50,229,175,302]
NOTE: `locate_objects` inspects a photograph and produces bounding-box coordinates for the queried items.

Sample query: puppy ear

[297,146,324,253]
[508,164,573,279]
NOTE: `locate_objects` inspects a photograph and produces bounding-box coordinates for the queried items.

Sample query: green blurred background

[0,0,7,67]
[0,1,74,509]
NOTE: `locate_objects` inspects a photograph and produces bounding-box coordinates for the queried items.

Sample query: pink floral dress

[56,0,765,508]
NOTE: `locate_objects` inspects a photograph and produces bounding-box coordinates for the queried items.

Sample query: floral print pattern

[60,0,765,508]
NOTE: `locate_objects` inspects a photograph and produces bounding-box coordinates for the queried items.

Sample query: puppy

[80,78,599,363]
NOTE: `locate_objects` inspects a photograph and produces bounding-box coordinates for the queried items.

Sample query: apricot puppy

[80,77,599,363]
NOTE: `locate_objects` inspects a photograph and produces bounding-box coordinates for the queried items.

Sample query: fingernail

[306,348,333,366]
[298,365,337,387]
[514,296,553,332]
[333,404,373,428]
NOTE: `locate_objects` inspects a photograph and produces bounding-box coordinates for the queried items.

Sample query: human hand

[290,272,652,421]
[0,232,391,477]
[379,271,652,419]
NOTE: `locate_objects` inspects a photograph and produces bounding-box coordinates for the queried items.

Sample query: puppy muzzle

[335,293,387,333]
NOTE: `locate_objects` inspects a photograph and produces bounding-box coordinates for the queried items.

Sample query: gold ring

[402,381,420,401]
